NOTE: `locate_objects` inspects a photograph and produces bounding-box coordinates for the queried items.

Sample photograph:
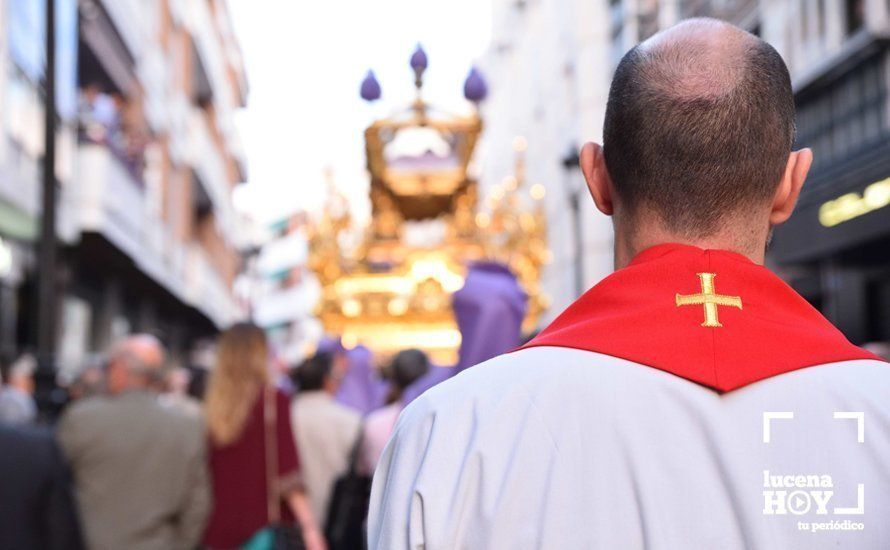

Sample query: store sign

[819,177,890,228]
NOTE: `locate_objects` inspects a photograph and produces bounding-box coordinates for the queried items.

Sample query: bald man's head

[106,334,166,394]
[124,334,165,370]
[603,18,795,237]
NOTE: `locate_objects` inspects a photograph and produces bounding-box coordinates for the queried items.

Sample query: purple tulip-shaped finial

[410,44,428,73]
[463,66,488,103]
[360,70,381,102]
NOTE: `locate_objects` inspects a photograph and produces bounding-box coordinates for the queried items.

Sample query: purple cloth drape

[453,262,528,371]
[334,345,387,415]
[316,336,344,356]
[402,262,528,405]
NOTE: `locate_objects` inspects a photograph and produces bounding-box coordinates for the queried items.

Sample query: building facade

[0,0,73,364]
[766,0,890,345]
[478,0,614,324]
[247,212,322,366]
[605,0,890,344]
[0,0,247,374]
[482,0,890,343]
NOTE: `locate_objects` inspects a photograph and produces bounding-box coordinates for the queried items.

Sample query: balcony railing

[68,142,241,327]
[253,279,321,331]
[186,244,241,328]
[188,106,235,241]
[71,143,146,259]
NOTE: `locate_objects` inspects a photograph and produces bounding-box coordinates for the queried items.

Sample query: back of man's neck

[617,234,766,269]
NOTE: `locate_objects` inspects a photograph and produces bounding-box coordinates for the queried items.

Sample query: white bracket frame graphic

[762,412,794,443]
[833,411,865,443]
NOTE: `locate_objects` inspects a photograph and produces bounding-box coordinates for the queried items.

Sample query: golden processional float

[307,46,550,364]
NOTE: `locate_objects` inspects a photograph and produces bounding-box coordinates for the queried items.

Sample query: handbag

[324,426,372,550]
[241,386,304,550]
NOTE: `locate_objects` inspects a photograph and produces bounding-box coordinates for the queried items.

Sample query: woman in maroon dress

[203,323,325,549]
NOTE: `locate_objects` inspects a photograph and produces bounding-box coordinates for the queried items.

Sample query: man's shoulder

[152,397,205,438]
[0,424,54,452]
[417,346,654,406]
[365,403,400,428]
[410,349,890,419]
[399,347,606,428]
[735,358,890,398]
[66,393,202,432]
[330,399,362,424]
[60,395,112,424]
[0,426,60,484]
[310,394,361,419]
[303,394,362,427]
[442,344,888,386]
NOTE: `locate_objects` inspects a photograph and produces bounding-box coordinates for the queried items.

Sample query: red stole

[523,244,883,392]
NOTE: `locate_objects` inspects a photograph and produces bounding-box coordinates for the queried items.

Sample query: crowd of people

[9,17,890,550]
[0,234,526,550]
[78,84,148,181]
[0,323,432,550]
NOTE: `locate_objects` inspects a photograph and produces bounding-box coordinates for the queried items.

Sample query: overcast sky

[228,1,492,224]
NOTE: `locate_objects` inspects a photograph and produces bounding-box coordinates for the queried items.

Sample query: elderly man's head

[5,354,36,394]
[106,334,166,395]
[582,18,812,266]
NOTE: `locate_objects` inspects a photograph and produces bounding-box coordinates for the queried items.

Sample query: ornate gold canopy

[307,52,549,363]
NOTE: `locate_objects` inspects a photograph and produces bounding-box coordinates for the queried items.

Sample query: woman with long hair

[203,323,325,550]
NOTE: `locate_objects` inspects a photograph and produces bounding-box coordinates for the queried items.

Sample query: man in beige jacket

[58,335,210,550]
[292,352,362,528]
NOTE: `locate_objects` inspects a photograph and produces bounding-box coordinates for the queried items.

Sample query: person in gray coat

[58,334,210,550]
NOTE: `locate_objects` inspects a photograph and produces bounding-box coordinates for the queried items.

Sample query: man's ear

[580,142,614,216]
[770,148,812,226]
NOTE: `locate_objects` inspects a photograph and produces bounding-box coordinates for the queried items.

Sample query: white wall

[478,0,614,324]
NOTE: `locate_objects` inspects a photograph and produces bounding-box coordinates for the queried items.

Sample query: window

[190,40,213,107]
[8,0,78,117]
[816,0,825,38]
[795,54,888,180]
[191,170,213,223]
[638,0,659,40]
[845,0,864,35]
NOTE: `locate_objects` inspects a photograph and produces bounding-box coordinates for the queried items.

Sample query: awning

[0,198,38,242]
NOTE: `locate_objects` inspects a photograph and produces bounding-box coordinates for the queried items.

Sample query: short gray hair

[603,18,795,237]
[8,354,36,380]
[110,334,166,384]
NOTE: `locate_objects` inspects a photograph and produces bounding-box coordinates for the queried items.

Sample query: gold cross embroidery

[675,273,742,327]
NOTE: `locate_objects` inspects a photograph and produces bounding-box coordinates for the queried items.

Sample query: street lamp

[35,0,60,416]
[561,144,584,298]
